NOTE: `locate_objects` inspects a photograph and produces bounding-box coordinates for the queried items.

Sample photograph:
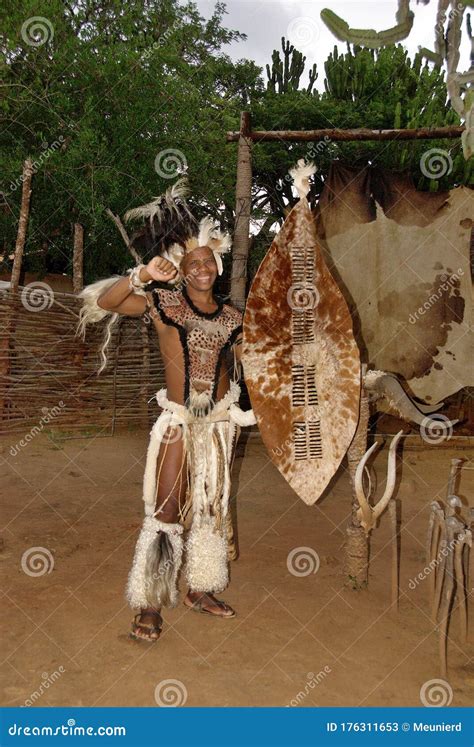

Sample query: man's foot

[129,607,163,642]
[184,591,236,618]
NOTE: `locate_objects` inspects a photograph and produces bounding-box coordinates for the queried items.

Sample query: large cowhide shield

[242,191,361,505]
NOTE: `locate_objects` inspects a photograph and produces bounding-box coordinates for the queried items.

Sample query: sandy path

[1,428,472,707]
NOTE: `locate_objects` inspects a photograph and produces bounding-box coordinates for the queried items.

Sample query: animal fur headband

[124,177,231,279]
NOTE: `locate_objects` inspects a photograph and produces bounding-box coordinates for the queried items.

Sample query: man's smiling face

[181,246,218,291]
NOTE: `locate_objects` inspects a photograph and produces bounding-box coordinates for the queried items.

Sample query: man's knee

[154,495,180,523]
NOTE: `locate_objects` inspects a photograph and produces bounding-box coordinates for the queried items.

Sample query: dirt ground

[1,426,473,708]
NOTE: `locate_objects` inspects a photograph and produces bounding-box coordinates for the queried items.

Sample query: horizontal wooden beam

[226,125,465,143]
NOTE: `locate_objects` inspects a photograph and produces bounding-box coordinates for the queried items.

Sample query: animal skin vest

[145,286,242,402]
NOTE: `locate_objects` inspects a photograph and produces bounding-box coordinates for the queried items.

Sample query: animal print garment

[144,286,242,402]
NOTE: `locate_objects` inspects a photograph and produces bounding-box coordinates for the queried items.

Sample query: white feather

[197,216,215,247]
[289,158,317,199]
[196,217,232,258]
[124,177,190,223]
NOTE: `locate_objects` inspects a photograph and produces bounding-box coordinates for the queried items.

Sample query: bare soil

[1,427,472,707]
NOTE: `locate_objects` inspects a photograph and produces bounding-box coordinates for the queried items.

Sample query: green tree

[0,0,262,281]
[245,41,471,274]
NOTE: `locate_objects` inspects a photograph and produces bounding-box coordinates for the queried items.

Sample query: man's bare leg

[184,421,238,618]
[132,428,187,641]
[133,424,236,637]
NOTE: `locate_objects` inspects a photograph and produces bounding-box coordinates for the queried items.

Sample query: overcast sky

[196,0,472,89]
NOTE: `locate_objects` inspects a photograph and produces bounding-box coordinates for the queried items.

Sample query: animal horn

[355,430,403,533]
[364,370,453,427]
[354,441,379,532]
[372,430,403,521]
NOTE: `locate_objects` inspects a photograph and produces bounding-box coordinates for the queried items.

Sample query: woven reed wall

[0,288,165,435]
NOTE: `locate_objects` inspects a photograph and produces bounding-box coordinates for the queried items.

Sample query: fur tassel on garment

[125,516,184,609]
[185,518,229,593]
[75,276,122,373]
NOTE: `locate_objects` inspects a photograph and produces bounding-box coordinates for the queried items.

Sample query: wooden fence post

[73,223,84,293]
[0,158,33,419]
[230,112,253,311]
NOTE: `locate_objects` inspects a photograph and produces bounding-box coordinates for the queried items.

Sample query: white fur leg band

[185,517,229,593]
[125,516,184,609]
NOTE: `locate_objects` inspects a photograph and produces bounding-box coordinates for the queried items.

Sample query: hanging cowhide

[242,160,361,505]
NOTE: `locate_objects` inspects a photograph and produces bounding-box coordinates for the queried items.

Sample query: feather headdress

[125,177,231,281]
[75,177,233,372]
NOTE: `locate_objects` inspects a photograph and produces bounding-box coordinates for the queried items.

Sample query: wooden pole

[0,158,34,420]
[106,206,149,425]
[10,158,33,292]
[226,125,465,143]
[345,386,370,588]
[73,223,84,293]
[389,498,399,613]
[230,112,252,311]
[105,208,141,264]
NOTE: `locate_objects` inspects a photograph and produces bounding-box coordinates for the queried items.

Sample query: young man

[77,181,255,642]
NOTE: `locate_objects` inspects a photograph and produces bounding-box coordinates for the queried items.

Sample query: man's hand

[140,257,178,283]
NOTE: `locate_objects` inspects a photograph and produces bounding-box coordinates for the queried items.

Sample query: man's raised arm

[97,258,177,316]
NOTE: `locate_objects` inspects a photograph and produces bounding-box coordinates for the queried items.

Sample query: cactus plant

[321,0,473,158]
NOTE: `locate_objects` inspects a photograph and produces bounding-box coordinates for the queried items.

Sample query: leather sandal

[129,611,163,642]
[184,593,236,618]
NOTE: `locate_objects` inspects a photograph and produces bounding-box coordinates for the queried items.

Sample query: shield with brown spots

[242,192,361,505]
